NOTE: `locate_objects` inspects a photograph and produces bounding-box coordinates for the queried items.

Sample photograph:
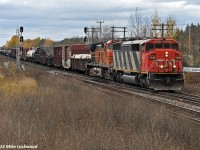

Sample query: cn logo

[155,59,175,68]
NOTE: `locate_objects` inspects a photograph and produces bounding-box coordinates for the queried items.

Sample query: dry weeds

[183,72,200,95]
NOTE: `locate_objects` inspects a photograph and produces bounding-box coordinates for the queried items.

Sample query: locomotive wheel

[116,74,119,82]
[139,76,148,88]
[116,72,123,83]
[112,72,117,82]
[101,70,106,79]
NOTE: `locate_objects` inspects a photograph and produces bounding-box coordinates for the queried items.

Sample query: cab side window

[113,43,121,50]
[172,43,178,51]
[108,44,113,49]
[146,43,154,51]
[131,44,139,51]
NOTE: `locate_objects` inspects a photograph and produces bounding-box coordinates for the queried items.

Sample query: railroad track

[1,55,200,124]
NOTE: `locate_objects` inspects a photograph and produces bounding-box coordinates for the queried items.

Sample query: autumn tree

[5,35,18,48]
[43,38,54,47]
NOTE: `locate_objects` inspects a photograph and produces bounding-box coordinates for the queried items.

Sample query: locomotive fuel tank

[121,74,139,85]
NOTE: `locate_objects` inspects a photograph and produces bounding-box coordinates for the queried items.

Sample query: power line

[151,23,174,38]
[96,21,104,41]
[111,26,127,40]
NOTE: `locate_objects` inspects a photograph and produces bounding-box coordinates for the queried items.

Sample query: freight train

[0,38,184,91]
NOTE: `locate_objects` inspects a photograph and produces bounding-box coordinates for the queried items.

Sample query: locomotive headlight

[173,65,176,68]
[175,54,181,60]
[165,51,168,58]
[149,54,156,60]
[160,65,164,69]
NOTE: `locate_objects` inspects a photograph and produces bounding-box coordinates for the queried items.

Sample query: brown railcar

[11,48,16,58]
[21,48,29,60]
[71,54,91,71]
[52,44,90,69]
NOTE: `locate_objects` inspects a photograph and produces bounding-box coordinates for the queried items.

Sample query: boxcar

[11,48,16,58]
[21,48,30,61]
[52,46,67,67]
[53,44,90,69]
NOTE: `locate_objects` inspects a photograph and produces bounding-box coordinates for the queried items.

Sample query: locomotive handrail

[148,61,156,73]
[178,60,182,72]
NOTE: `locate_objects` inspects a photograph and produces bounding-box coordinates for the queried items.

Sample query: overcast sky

[0,0,200,46]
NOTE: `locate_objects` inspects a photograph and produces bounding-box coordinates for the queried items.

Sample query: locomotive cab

[141,38,184,90]
[112,38,184,91]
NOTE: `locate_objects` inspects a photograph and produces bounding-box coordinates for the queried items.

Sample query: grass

[0,56,199,149]
[183,72,200,95]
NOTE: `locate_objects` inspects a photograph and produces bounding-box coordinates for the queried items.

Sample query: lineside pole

[97,21,104,41]
[16,27,20,70]
[16,26,24,70]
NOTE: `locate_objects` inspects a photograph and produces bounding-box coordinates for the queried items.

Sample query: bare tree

[101,25,113,41]
[128,7,143,38]
[165,15,177,38]
[151,9,161,37]
[128,7,151,38]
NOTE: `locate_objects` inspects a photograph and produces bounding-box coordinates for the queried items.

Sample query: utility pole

[189,26,191,54]
[16,26,24,70]
[96,21,104,40]
[111,26,127,40]
[151,23,174,38]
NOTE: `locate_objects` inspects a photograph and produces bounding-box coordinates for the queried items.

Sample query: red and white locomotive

[85,38,184,90]
[111,38,184,90]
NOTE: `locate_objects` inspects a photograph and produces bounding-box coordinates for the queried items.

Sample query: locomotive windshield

[108,44,113,49]
[146,43,154,51]
[146,42,179,51]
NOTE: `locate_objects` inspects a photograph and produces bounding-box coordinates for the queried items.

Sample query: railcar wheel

[101,70,106,79]
[139,75,149,88]
[116,72,123,83]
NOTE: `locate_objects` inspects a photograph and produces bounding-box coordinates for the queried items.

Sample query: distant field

[0,55,199,149]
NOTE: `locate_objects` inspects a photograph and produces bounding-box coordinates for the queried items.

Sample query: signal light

[20,26,23,32]
[149,54,156,60]
[20,36,23,42]
[20,47,23,52]
[84,27,88,33]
